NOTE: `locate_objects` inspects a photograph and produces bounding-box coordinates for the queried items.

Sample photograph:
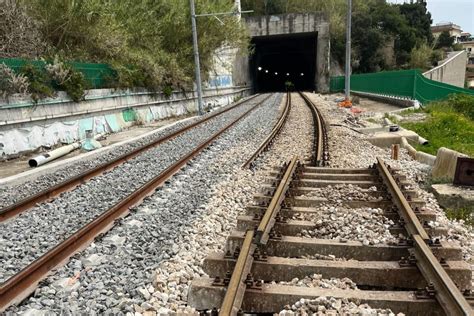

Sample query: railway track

[0,94,277,312]
[241,91,328,169]
[0,94,263,222]
[188,95,473,315]
[189,157,473,315]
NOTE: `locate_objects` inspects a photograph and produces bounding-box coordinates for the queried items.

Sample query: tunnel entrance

[250,33,317,92]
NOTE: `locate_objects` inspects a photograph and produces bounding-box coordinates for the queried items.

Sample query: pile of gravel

[295,205,398,245]
[300,184,384,204]
[277,274,357,290]
[280,297,404,316]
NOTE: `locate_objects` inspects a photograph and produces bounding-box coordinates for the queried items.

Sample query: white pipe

[418,136,429,145]
[28,142,81,167]
[28,133,107,167]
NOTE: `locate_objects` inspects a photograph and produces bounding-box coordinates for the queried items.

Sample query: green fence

[0,58,116,89]
[330,69,474,104]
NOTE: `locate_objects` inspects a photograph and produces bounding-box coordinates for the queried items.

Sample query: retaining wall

[0,86,251,157]
[423,51,467,88]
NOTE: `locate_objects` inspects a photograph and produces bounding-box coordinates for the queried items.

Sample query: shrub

[20,63,54,103]
[0,63,29,98]
[162,85,173,98]
[46,57,88,102]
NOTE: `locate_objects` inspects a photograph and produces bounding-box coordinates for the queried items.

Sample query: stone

[432,184,474,210]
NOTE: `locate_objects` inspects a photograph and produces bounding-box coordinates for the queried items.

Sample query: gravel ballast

[0,94,277,285]
[0,95,262,209]
[6,93,283,314]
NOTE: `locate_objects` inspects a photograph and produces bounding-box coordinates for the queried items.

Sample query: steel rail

[413,235,473,315]
[255,156,298,245]
[375,157,428,239]
[241,91,291,169]
[0,94,262,223]
[376,157,472,315]
[219,157,298,315]
[219,230,255,316]
[0,94,271,312]
[297,92,328,166]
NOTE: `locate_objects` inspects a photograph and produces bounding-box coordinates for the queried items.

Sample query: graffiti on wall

[207,75,232,88]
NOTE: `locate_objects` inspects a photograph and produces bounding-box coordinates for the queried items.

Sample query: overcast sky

[388,0,474,33]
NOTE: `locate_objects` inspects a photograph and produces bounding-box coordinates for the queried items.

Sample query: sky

[388,0,474,34]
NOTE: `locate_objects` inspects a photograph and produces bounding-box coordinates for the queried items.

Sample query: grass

[445,207,474,227]
[400,94,474,157]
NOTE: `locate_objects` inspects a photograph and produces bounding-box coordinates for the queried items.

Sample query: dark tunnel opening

[250,33,317,93]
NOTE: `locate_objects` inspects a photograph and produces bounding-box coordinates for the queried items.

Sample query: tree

[21,0,249,90]
[409,43,432,70]
[436,31,455,49]
[0,0,46,58]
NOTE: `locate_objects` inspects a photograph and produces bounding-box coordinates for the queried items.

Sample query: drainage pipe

[28,142,81,167]
[28,133,106,167]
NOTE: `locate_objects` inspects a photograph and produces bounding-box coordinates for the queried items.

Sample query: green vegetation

[401,94,474,156]
[445,207,473,226]
[435,31,454,49]
[20,63,54,103]
[1,0,248,95]
[242,0,436,72]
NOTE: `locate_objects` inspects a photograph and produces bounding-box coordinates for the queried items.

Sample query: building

[431,22,463,43]
[459,32,474,57]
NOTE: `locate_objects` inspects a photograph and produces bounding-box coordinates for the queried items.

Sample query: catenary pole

[344,0,352,101]
[190,0,204,115]
[235,0,241,21]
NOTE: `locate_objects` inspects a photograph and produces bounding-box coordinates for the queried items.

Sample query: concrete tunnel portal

[236,13,330,93]
[250,33,317,92]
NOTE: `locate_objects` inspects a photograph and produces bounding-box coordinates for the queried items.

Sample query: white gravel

[295,205,398,246]
[254,92,314,168]
[280,297,404,316]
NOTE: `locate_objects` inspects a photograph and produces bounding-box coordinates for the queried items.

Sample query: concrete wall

[423,51,467,88]
[244,13,330,93]
[0,86,250,157]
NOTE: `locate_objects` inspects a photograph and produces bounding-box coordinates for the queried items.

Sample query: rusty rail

[0,94,271,312]
[241,92,291,169]
[376,157,472,316]
[298,92,329,166]
[219,157,299,315]
[0,94,262,223]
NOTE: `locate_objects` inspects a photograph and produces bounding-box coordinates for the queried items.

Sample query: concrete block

[188,278,444,315]
[432,147,468,181]
[415,151,436,166]
[432,184,474,210]
[203,253,471,289]
[366,130,419,148]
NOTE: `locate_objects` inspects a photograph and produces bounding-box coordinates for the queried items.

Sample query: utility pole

[340,0,353,108]
[189,0,251,115]
[190,0,204,115]
[235,0,241,21]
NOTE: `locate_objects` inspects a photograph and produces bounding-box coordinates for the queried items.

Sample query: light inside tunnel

[250,32,317,92]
